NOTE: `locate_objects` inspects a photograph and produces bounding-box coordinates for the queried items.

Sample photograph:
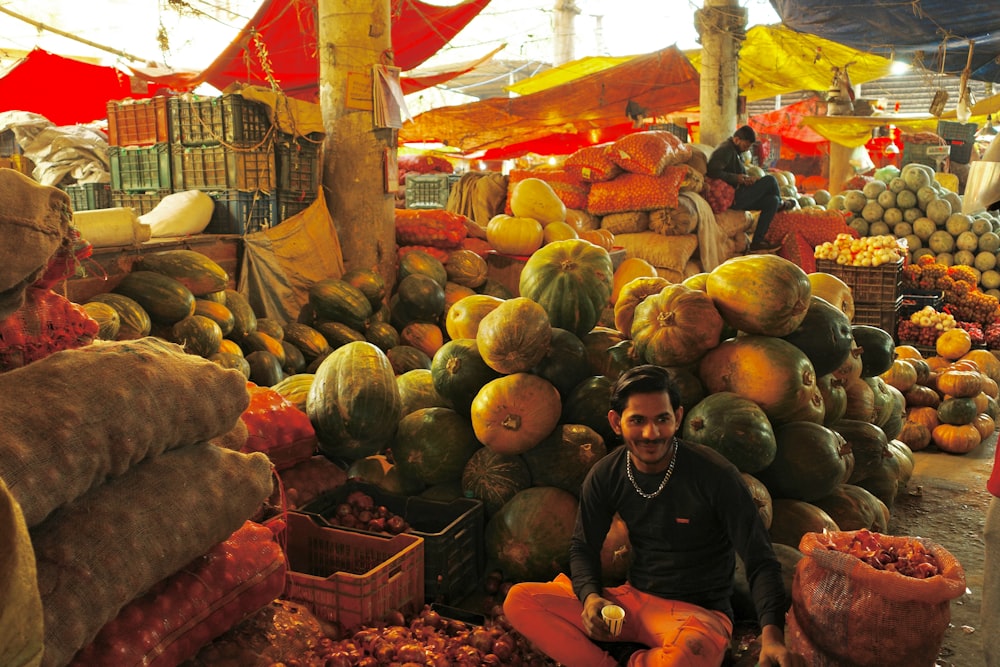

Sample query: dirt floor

[887,432,996,667]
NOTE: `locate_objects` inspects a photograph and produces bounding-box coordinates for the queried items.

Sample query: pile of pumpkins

[826,162,1000,294]
[888,327,1000,455]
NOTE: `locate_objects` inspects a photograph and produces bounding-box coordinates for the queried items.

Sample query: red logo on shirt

[676,518,690,524]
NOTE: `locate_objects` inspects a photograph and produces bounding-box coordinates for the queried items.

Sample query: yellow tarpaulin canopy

[503,25,894,102]
[803,103,999,148]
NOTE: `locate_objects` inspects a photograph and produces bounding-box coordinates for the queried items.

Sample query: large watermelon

[306,341,401,460]
[522,424,607,496]
[485,486,579,582]
[392,407,481,487]
[461,447,532,516]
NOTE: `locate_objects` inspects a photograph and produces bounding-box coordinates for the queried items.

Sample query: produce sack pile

[787,529,966,666]
[0,338,275,667]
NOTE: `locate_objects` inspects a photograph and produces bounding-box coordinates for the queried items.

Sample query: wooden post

[828,142,854,196]
[317,0,397,286]
[695,0,747,148]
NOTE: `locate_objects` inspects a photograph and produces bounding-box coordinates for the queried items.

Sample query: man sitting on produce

[707,125,794,254]
[503,365,805,667]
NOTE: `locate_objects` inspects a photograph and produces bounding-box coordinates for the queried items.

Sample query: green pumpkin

[755,421,851,502]
[937,397,979,425]
[522,424,607,496]
[430,338,501,416]
[518,238,613,337]
[462,447,532,516]
[831,419,890,484]
[780,296,853,376]
[681,392,776,474]
[851,325,895,377]
[393,407,481,487]
[533,328,592,399]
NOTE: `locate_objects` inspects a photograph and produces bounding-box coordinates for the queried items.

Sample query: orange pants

[504,574,733,667]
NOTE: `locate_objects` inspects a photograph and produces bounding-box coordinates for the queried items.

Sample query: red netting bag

[564,143,622,183]
[609,131,692,176]
[241,382,318,471]
[789,529,966,667]
[0,287,99,372]
[586,167,687,215]
[701,177,736,214]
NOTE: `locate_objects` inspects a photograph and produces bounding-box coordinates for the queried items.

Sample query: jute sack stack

[0,477,43,667]
[32,444,273,667]
[0,337,251,527]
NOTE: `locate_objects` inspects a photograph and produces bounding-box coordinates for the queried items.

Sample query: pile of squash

[889,328,1000,455]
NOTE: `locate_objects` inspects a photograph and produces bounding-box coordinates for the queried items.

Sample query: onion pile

[325,490,410,534]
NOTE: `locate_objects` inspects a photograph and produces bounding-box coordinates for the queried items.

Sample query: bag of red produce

[241,382,317,470]
[271,454,348,509]
[789,529,966,667]
[68,520,286,667]
[0,286,99,372]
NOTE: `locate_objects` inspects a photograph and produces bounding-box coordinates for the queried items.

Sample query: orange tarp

[399,45,701,156]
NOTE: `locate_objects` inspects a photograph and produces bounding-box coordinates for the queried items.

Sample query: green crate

[111,190,169,216]
[65,183,111,211]
[404,172,451,209]
[302,480,485,604]
[168,95,272,147]
[276,511,424,630]
[172,144,275,192]
[109,143,172,192]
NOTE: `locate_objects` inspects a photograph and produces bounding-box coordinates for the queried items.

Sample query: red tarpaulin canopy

[749,97,829,156]
[399,45,701,159]
[0,49,161,124]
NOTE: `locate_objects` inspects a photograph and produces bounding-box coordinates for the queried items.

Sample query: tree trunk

[695,0,747,147]
[317,0,397,288]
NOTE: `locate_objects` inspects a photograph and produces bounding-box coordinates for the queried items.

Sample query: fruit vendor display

[813,233,905,267]
[898,257,1000,347]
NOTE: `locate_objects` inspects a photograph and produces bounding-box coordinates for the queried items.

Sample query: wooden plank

[57,235,242,304]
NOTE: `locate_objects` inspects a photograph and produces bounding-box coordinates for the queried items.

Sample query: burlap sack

[0,170,72,319]
[600,211,649,234]
[685,144,711,175]
[648,198,698,236]
[0,477,43,667]
[0,337,251,527]
[33,444,274,667]
[612,232,699,273]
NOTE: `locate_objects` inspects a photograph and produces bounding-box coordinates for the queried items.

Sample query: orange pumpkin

[580,228,615,250]
[630,284,725,366]
[931,423,981,454]
[924,355,951,372]
[981,375,1000,399]
[842,377,876,422]
[897,420,932,452]
[903,384,940,408]
[936,328,972,361]
[486,214,544,256]
[973,413,997,440]
[471,373,562,455]
[880,359,918,393]
[611,258,658,304]
[974,391,991,414]
[400,321,444,358]
[907,406,940,432]
[681,272,710,292]
[902,357,932,385]
[961,349,1000,383]
[894,345,924,360]
[832,340,864,385]
[445,294,504,341]
[613,276,670,337]
[950,359,981,373]
[936,370,983,398]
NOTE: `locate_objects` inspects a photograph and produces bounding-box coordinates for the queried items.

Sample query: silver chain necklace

[626,438,678,499]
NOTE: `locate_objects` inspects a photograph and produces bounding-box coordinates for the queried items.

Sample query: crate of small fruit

[814,233,906,303]
[900,256,1000,348]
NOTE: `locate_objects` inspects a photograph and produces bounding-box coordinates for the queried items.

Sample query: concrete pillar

[695,0,747,148]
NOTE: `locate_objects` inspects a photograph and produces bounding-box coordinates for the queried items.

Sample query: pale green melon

[904,234,922,251]
[888,177,907,194]
[862,201,885,223]
[975,251,998,272]
[972,217,993,236]
[863,181,887,199]
[903,166,932,192]
[884,208,904,226]
[957,231,980,252]
[942,191,962,213]
[955,249,976,267]
[979,232,1000,253]
[892,221,912,237]
[936,252,955,266]
[988,288,1000,300]
[926,198,952,225]
[843,190,868,213]
[928,230,956,254]
[849,218,870,236]
[897,190,918,210]
[813,189,832,206]
[945,213,974,236]
[903,206,922,224]
[982,270,1000,291]
[912,247,935,263]
[827,194,846,211]
[877,190,897,210]
[913,217,937,241]
[916,186,938,210]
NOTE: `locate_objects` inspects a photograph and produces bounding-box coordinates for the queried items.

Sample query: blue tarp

[770,0,1000,82]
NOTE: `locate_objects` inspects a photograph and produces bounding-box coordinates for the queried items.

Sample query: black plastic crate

[109,143,172,192]
[65,183,112,211]
[206,190,275,234]
[172,144,275,192]
[111,190,169,216]
[275,191,315,222]
[937,121,977,164]
[168,94,272,147]
[275,132,323,195]
[853,302,899,337]
[302,480,485,604]
[897,290,945,319]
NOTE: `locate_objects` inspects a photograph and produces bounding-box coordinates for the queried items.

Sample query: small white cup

[601,604,625,637]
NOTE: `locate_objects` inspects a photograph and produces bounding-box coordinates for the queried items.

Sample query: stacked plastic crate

[106,97,173,216]
[274,131,323,223]
[0,129,34,177]
[168,95,276,234]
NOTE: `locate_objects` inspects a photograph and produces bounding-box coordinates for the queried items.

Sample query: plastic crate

[897,290,944,319]
[852,301,899,337]
[172,144,275,192]
[65,183,111,211]
[109,144,172,192]
[901,142,949,169]
[0,129,20,157]
[814,258,903,305]
[405,172,452,209]
[111,190,168,216]
[937,121,977,164]
[168,95,272,147]
[275,132,323,196]
[277,511,424,629]
[275,191,315,222]
[0,154,34,177]
[106,97,170,147]
[302,480,485,604]
[206,190,275,234]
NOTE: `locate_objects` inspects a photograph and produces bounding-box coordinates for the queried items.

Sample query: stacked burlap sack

[0,171,280,667]
[559,132,755,280]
